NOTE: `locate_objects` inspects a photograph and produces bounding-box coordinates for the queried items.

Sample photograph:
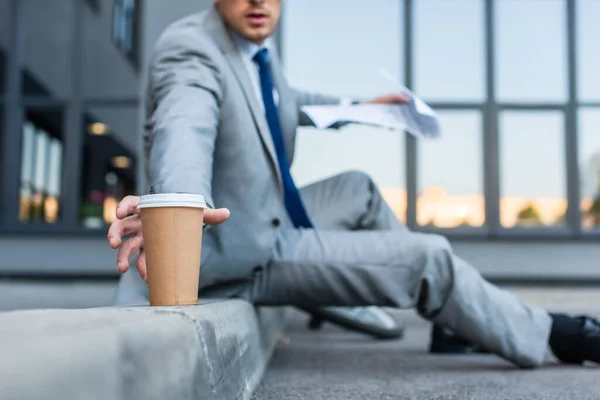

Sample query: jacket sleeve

[292,88,359,128]
[145,28,222,208]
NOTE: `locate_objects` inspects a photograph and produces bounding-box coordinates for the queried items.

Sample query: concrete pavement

[255,288,600,400]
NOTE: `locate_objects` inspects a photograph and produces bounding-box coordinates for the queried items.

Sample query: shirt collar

[229,29,271,61]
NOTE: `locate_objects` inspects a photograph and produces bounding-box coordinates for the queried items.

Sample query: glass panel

[81,106,137,229]
[417,110,483,228]
[112,0,139,64]
[19,108,64,224]
[0,51,4,95]
[577,0,600,102]
[0,106,4,214]
[292,126,407,222]
[578,108,600,229]
[499,111,566,228]
[495,0,567,103]
[282,0,403,98]
[85,0,100,12]
[83,0,139,98]
[414,0,485,102]
[283,0,406,221]
[0,0,8,94]
[21,0,74,98]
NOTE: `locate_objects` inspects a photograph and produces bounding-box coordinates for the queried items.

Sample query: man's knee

[340,170,384,203]
[414,233,454,278]
[419,233,452,256]
[411,233,455,314]
[341,170,374,188]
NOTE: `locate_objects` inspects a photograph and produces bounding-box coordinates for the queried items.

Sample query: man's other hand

[107,195,230,281]
[366,93,409,105]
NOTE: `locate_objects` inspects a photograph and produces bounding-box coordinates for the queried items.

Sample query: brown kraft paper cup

[137,194,207,306]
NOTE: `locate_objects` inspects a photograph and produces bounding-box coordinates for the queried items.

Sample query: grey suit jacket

[143,8,340,289]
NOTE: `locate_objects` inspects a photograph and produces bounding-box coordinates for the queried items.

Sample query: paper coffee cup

[137,193,207,306]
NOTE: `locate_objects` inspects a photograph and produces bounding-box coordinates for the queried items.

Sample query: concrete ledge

[0,300,288,400]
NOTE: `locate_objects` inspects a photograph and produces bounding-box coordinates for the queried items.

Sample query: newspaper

[300,69,441,139]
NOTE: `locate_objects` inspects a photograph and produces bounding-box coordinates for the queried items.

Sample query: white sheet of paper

[301,99,441,139]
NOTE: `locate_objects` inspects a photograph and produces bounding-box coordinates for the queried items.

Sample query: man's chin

[240,28,271,44]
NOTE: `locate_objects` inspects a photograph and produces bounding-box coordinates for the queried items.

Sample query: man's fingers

[116,235,144,273]
[115,195,141,219]
[107,215,142,248]
[204,208,230,225]
[136,250,148,282]
[368,93,409,105]
[389,93,409,103]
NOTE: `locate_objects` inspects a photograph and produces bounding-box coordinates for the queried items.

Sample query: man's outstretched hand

[365,93,409,105]
[107,195,230,281]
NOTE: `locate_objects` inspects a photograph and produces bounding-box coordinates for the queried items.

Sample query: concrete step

[0,300,289,400]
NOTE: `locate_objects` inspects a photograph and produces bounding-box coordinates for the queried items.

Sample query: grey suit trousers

[115,171,551,367]
[240,171,552,368]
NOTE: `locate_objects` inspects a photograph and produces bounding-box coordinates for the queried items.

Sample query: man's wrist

[339,97,363,106]
[339,97,353,106]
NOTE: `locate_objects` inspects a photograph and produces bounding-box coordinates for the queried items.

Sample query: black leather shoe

[429,324,489,354]
[552,316,600,365]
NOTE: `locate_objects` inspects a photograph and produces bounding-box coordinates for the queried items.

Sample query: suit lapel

[205,9,281,186]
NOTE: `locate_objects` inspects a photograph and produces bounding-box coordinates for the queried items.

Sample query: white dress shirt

[230,31,279,111]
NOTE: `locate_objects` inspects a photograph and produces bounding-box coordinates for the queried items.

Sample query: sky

[283,0,600,198]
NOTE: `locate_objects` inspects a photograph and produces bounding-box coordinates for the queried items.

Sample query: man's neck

[229,29,272,61]
[230,29,266,47]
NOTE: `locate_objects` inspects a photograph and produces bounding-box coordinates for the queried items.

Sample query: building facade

[0,0,209,276]
[0,0,598,281]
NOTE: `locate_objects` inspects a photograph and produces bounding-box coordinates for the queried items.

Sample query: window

[0,0,9,84]
[283,0,407,220]
[499,111,566,228]
[417,110,484,228]
[0,107,4,217]
[84,0,139,98]
[0,0,7,95]
[0,0,139,233]
[282,0,403,98]
[112,0,140,67]
[577,0,600,102]
[0,52,5,211]
[19,109,64,224]
[85,0,100,12]
[0,51,5,95]
[21,0,74,98]
[0,0,6,205]
[292,126,407,221]
[81,106,137,229]
[495,0,567,103]
[414,0,485,102]
[578,108,600,229]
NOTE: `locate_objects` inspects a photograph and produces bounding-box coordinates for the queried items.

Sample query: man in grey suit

[109,0,600,367]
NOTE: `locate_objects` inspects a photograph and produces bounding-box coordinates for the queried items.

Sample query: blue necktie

[253,48,313,228]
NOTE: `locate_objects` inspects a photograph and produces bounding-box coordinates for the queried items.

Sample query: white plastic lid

[137,193,207,209]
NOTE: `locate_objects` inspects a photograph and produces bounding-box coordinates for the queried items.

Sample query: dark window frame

[111,0,142,70]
